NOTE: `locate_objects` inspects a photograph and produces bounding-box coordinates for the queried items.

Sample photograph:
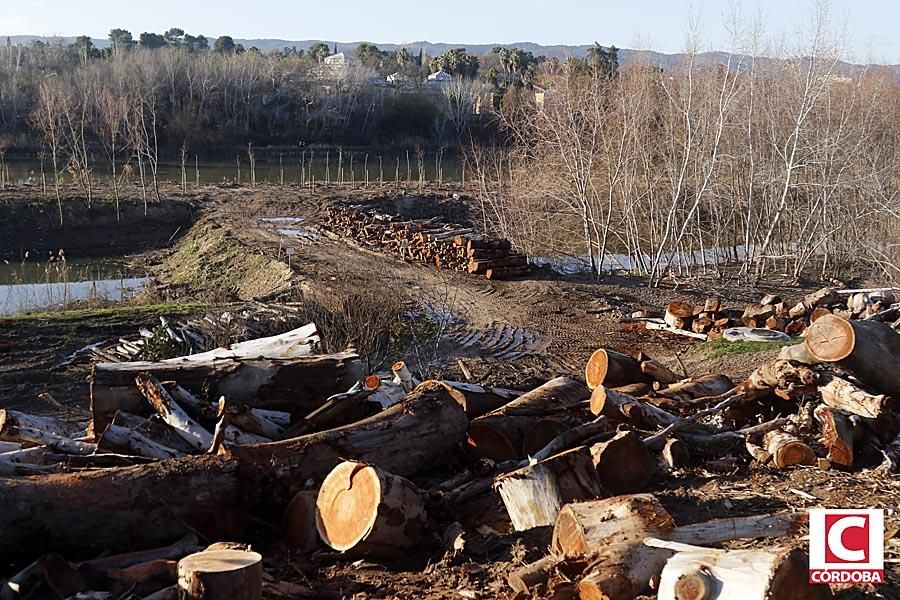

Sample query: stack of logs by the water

[634,286,900,340]
[323,203,530,279]
[1,313,897,598]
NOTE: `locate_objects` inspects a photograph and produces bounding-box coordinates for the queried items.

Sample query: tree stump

[176,549,262,600]
[316,461,427,558]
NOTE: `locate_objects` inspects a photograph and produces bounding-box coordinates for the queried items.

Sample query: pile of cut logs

[640,286,899,340]
[1,313,897,599]
[323,204,530,279]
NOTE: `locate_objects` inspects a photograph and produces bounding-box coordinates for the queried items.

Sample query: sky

[1,0,897,64]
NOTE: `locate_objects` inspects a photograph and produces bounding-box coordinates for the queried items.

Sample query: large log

[226,380,468,487]
[585,350,649,390]
[817,373,889,421]
[804,315,900,396]
[316,461,427,558]
[814,405,855,468]
[467,377,590,461]
[652,375,735,405]
[282,490,319,552]
[657,545,829,600]
[177,549,262,600]
[589,431,655,495]
[589,386,680,429]
[494,446,605,531]
[0,456,250,558]
[439,381,521,418]
[136,373,213,452]
[91,351,362,431]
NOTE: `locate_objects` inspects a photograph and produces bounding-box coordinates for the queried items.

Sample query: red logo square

[823,513,869,564]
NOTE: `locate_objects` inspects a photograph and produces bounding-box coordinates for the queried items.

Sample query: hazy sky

[1,0,897,63]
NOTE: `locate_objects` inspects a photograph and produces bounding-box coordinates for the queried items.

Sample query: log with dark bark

[805,315,900,396]
[495,445,605,531]
[589,431,655,495]
[508,555,560,595]
[226,380,468,488]
[91,351,362,431]
[651,374,735,405]
[316,461,427,557]
[0,456,251,558]
[585,350,650,389]
[589,386,681,429]
[467,377,590,461]
[439,381,521,418]
[282,491,319,552]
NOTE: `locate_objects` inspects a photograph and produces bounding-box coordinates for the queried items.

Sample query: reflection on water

[0,258,147,316]
[3,153,462,186]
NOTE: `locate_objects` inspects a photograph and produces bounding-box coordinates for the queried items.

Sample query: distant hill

[5,35,899,78]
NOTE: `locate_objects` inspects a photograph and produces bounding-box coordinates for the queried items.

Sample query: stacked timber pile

[323,204,530,279]
[635,286,899,341]
[2,314,897,598]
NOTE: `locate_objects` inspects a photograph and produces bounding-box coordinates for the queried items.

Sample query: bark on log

[508,555,560,595]
[805,315,900,396]
[439,381,521,418]
[282,490,319,552]
[652,375,735,405]
[814,405,855,468]
[316,461,427,558]
[226,380,468,487]
[177,550,262,600]
[84,534,201,571]
[662,438,691,469]
[763,430,816,469]
[657,546,829,600]
[590,386,680,429]
[640,360,680,385]
[665,302,695,330]
[0,456,250,558]
[467,377,590,461]
[0,410,82,440]
[590,431,655,495]
[585,350,649,389]
[818,373,889,421]
[91,351,361,431]
[495,446,605,531]
[97,413,182,460]
[136,373,213,452]
[552,494,675,558]
[217,397,284,439]
[803,287,840,309]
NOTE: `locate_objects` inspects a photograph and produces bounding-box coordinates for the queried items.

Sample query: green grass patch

[696,337,800,359]
[6,302,207,324]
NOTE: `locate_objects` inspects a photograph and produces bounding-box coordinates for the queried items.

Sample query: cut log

[804,315,900,396]
[84,533,201,571]
[760,294,782,306]
[814,405,855,468]
[285,387,379,436]
[0,410,82,440]
[803,287,840,309]
[665,302,695,330]
[391,361,418,392]
[589,431,655,495]
[640,360,680,385]
[467,377,591,461]
[0,456,250,558]
[282,490,319,552]
[585,350,649,390]
[763,430,815,469]
[97,413,182,460]
[91,351,362,431]
[226,380,468,486]
[778,342,819,365]
[494,446,605,531]
[818,372,889,427]
[177,549,262,600]
[657,546,828,600]
[217,397,284,439]
[508,555,560,595]
[662,438,691,469]
[552,494,675,558]
[704,297,723,312]
[439,381,521,418]
[742,304,776,327]
[590,386,680,429]
[107,559,178,586]
[0,419,96,456]
[810,306,832,322]
[652,375,735,404]
[613,382,653,397]
[668,512,807,545]
[316,461,427,557]
[136,373,213,452]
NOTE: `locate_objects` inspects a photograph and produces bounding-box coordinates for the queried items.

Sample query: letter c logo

[828,516,866,562]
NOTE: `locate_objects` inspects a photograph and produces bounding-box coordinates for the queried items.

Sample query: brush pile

[1,313,897,599]
[637,286,899,341]
[323,204,530,279]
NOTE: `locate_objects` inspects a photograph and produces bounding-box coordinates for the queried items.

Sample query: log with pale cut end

[316,461,427,557]
[226,380,469,488]
[585,350,649,390]
[804,315,900,397]
[391,361,418,392]
[804,287,840,309]
[282,490,319,552]
[589,386,680,429]
[763,430,815,469]
[551,494,675,558]
[665,302,695,330]
[652,374,735,405]
[467,377,590,461]
[814,405,855,468]
[657,546,828,600]
[589,430,655,495]
[742,303,776,327]
[577,542,671,600]
[494,445,605,531]
[177,549,262,600]
[810,306,832,322]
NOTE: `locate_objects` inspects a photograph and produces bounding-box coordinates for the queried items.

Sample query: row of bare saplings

[650,286,899,340]
[323,204,530,279]
[1,315,898,598]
